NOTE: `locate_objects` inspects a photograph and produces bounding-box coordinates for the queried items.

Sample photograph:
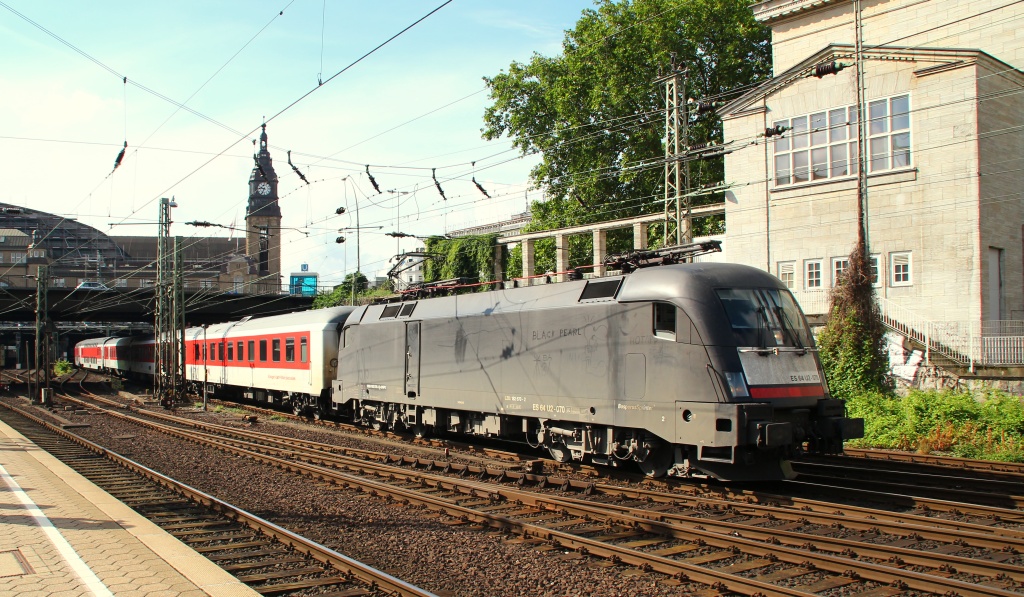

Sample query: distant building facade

[0,125,288,294]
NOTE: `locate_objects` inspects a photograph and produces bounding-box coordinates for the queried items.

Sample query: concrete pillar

[593,230,607,278]
[493,244,504,284]
[633,222,648,251]
[555,234,567,282]
[522,239,535,286]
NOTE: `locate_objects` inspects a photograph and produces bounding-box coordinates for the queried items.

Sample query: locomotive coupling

[754,421,793,448]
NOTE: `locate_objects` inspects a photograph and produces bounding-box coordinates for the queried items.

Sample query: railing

[875,296,1024,369]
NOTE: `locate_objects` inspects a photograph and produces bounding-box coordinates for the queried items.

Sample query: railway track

[0,400,435,597]
[47,391,1024,597]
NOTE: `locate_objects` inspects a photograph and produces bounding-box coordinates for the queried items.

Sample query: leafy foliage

[313,272,369,308]
[483,0,770,233]
[818,240,892,400]
[423,235,498,287]
[54,358,73,377]
[846,389,1024,461]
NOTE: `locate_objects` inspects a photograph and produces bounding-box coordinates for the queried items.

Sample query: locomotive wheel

[638,447,673,477]
[547,443,572,463]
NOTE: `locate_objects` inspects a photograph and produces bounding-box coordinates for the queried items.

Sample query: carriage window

[227,342,234,361]
[285,338,295,362]
[237,341,243,361]
[300,337,308,362]
[259,340,267,362]
[248,340,255,362]
[203,344,208,361]
[654,303,676,340]
[194,344,199,361]
[208,343,214,361]
[219,342,224,361]
[272,339,281,362]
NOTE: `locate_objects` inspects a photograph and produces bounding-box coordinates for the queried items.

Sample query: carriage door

[405,321,421,397]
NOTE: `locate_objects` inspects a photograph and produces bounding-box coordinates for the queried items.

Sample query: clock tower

[245,123,282,293]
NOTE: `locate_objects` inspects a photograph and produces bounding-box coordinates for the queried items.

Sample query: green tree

[423,235,499,287]
[313,272,369,308]
[818,240,893,400]
[483,0,770,246]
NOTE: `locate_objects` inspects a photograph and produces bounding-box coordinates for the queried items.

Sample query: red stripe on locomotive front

[749,384,824,399]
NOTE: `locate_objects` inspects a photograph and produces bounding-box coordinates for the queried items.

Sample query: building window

[141,278,154,287]
[831,257,850,286]
[869,254,881,287]
[773,95,910,187]
[890,251,912,286]
[52,278,66,288]
[774,106,858,185]
[805,260,823,289]
[777,261,795,289]
[115,279,128,288]
[200,279,215,288]
[12,253,25,264]
[869,95,911,172]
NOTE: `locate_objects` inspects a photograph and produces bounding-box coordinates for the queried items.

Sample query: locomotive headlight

[724,371,749,398]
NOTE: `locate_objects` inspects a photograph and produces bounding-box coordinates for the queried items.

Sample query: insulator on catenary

[687,142,713,151]
[432,168,447,201]
[111,141,127,173]
[472,176,491,198]
[287,151,310,185]
[814,61,845,78]
[691,100,720,114]
[764,125,789,138]
[365,165,382,194]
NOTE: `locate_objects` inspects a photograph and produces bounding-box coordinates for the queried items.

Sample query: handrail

[876,297,1024,370]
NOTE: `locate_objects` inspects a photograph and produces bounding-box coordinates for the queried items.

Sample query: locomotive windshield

[716,288,813,348]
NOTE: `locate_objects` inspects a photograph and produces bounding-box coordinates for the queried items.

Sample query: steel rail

[65,397,1024,597]
[842,447,1024,477]
[0,401,438,597]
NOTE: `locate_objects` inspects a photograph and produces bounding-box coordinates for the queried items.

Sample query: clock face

[257,181,271,196]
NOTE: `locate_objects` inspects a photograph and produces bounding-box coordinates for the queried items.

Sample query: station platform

[0,417,258,597]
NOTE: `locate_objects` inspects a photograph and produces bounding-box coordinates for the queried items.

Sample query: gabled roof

[720,44,1011,118]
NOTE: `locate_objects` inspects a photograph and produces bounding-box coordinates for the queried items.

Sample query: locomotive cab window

[272,339,281,362]
[716,288,812,348]
[285,338,295,362]
[259,340,267,362]
[300,337,308,362]
[653,303,676,340]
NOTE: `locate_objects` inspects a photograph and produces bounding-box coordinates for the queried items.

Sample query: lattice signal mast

[155,197,185,407]
[657,54,691,247]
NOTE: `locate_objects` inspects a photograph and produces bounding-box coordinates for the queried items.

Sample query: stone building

[720,0,1024,368]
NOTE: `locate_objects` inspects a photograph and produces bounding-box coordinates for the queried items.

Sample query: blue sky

[0,1,595,285]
